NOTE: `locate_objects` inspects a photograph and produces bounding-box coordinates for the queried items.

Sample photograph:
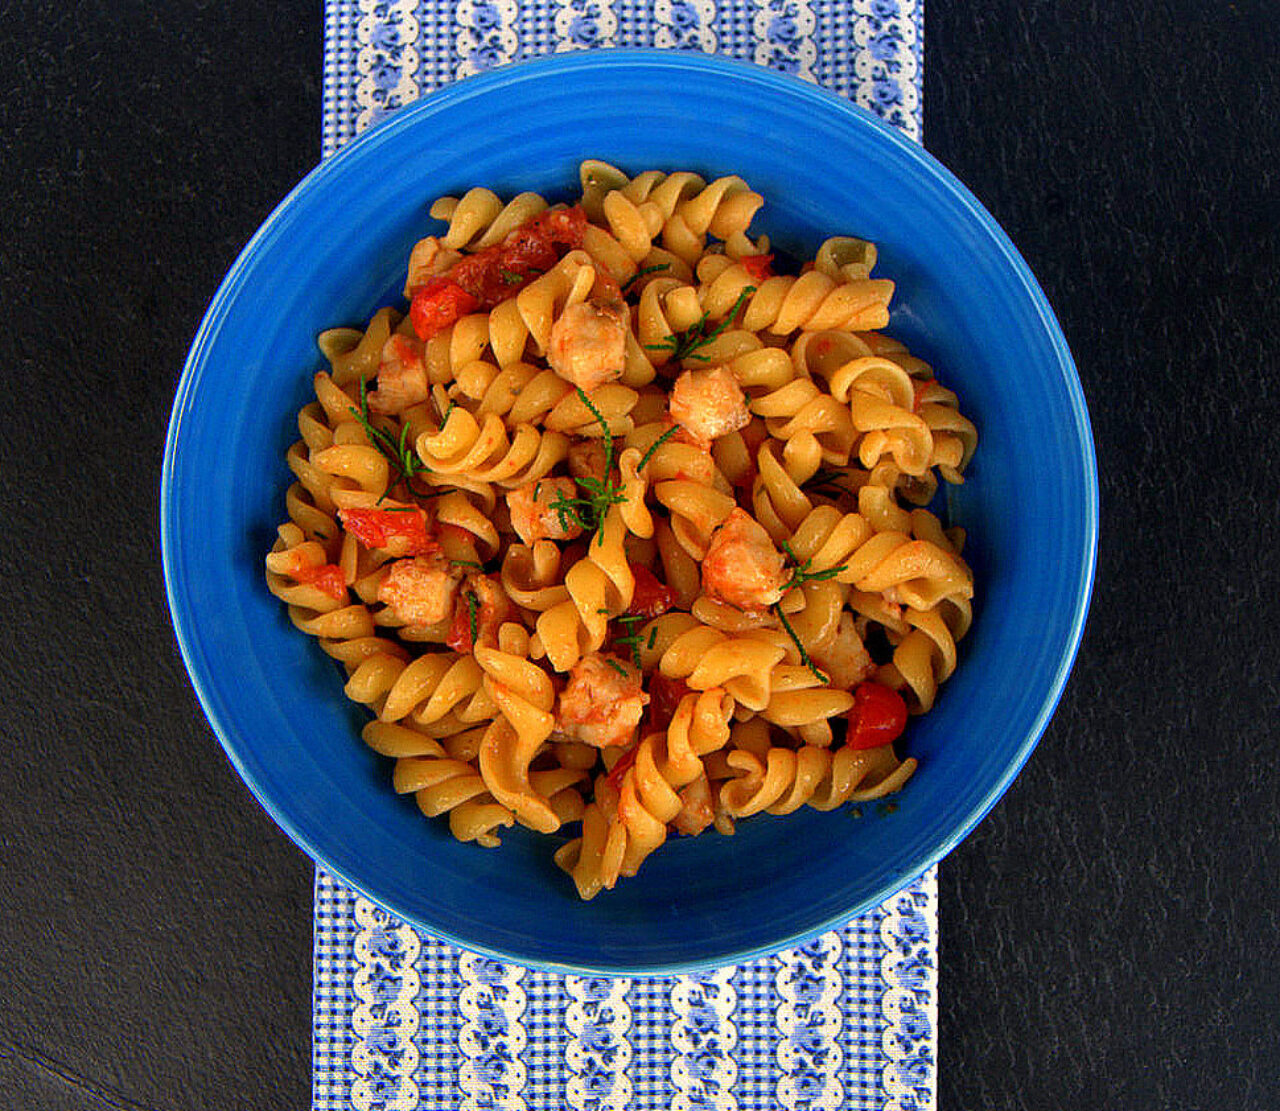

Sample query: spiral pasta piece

[429,187,550,250]
[556,689,734,898]
[534,503,636,671]
[699,259,894,335]
[415,408,569,488]
[720,742,917,817]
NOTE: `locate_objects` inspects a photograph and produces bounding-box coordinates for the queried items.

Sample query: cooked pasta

[266,161,978,898]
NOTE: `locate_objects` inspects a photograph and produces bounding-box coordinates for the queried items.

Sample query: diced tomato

[409,277,479,340]
[499,205,586,273]
[293,562,347,601]
[605,743,640,790]
[530,204,587,250]
[739,253,775,281]
[426,204,590,314]
[845,681,908,750]
[339,507,437,555]
[626,564,676,618]
[450,250,529,307]
[646,674,691,732]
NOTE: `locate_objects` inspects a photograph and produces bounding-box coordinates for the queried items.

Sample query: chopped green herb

[770,541,849,684]
[614,613,649,667]
[779,539,848,591]
[644,285,755,362]
[349,375,432,502]
[499,267,524,285]
[620,262,670,294]
[635,424,679,474]
[451,558,485,570]
[605,656,630,679]
[548,388,627,543]
[466,590,479,646]
[773,600,830,685]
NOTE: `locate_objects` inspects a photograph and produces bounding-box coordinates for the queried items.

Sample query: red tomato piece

[605,743,640,790]
[531,204,587,250]
[626,564,676,618]
[845,681,909,750]
[339,508,437,555]
[294,562,347,601]
[449,250,515,307]
[409,277,479,340]
[439,204,590,311]
[740,253,775,281]
[646,674,691,732]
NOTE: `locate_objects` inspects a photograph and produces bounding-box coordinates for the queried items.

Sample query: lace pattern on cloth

[322,0,923,154]
[315,868,936,1111]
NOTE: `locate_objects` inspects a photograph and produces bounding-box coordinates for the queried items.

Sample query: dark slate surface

[1,2,1277,1109]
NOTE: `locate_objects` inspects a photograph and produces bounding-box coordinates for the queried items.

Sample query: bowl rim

[162,48,1099,975]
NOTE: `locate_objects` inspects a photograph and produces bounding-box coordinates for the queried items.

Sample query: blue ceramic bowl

[162,51,1097,974]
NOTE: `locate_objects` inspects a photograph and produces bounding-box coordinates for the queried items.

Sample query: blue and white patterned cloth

[315,5,933,1109]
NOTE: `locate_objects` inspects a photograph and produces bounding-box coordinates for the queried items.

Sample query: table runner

[314,6,933,1109]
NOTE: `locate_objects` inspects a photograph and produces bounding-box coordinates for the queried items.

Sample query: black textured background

[2,2,1277,1109]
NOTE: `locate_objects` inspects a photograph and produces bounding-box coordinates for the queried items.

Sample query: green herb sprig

[349,376,432,503]
[771,540,851,684]
[620,262,671,294]
[614,613,657,668]
[635,424,679,474]
[644,285,755,362]
[778,539,848,593]
[772,603,828,685]
[548,388,627,543]
[466,590,479,646]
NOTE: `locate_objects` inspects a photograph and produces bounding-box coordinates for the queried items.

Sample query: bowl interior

[163,51,1096,974]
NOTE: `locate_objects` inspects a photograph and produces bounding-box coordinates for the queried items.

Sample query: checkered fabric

[316,5,935,1108]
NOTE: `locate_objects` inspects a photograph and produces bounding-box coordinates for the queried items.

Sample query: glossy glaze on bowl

[162,50,1097,974]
